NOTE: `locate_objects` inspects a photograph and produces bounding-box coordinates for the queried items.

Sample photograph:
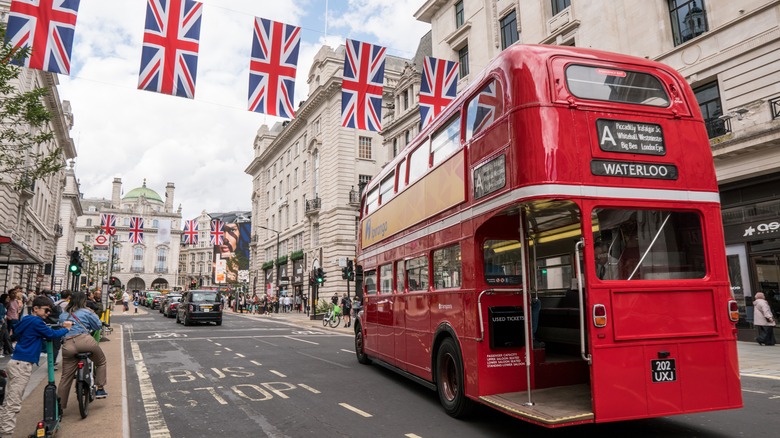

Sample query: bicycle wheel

[77,381,90,419]
[329,314,341,328]
[322,314,329,327]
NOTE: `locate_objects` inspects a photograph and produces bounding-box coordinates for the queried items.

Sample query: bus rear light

[593,304,607,327]
[728,300,739,322]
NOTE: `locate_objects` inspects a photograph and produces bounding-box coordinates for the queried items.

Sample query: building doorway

[751,253,780,320]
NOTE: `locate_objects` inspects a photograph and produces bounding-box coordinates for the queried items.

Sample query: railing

[771,96,780,120]
[130,267,144,273]
[154,267,168,274]
[704,116,731,139]
[305,197,321,214]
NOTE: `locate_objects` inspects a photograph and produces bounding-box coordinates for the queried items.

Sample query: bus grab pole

[518,212,534,407]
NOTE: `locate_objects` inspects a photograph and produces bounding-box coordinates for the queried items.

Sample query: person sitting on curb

[0,296,72,438]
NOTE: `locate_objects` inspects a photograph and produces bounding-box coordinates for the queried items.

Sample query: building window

[458,45,469,78]
[694,81,727,138]
[392,138,398,157]
[156,248,167,271]
[500,10,519,50]
[133,246,144,270]
[312,223,320,247]
[359,174,372,191]
[402,89,409,110]
[359,136,372,159]
[669,0,708,46]
[551,0,571,15]
[455,1,464,28]
[86,218,92,227]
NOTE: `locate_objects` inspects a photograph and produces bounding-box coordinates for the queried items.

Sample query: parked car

[161,294,182,318]
[176,290,223,326]
[145,291,163,309]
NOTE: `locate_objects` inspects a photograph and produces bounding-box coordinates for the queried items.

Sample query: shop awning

[0,235,43,265]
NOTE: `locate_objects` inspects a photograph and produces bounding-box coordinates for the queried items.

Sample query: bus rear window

[566,65,670,107]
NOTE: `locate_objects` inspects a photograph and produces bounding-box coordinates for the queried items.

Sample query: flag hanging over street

[138,0,203,99]
[419,56,458,129]
[129,216,144,244]
[4,0,82,75]
[183,218,199,245]
[210,219,224,246]
[100,213,116,236]
[341,39,386,132]
[248,17,301,118]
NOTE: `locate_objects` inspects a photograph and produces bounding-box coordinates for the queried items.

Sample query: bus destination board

[474,154,506,199]
[591,159,678,180]
[597,119,665,155]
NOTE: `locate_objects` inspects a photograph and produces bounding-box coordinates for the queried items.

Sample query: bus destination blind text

[474,154,506,199]
[597,119,665,155]
[591,159,678,180]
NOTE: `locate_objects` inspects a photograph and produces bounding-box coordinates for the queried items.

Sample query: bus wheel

[355,324,371,365]
[436,338,474,418]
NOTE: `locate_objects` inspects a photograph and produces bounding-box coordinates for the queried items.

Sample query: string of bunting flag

[4,0,457,132]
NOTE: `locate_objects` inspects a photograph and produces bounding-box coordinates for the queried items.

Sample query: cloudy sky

[58,0,429,222]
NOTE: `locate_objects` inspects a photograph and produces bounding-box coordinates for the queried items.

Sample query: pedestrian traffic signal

[316,268,326,284]
[346,259,355,281]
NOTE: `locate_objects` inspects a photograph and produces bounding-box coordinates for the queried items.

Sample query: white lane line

[339,403,372,417]
[406,434,423,438]
[741,373,780,381]
[297,351,350,369]
[340,349,353,354]
[298,384,321,394]
[214,342,222,346]
[235,353,245,358]
[250,360,263,366]
[285,336,319,345]
[131,341,171,438]
[224,347,232,351]
[270,370,287,378]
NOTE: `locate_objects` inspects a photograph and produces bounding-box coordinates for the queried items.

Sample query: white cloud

[57,0,429,222]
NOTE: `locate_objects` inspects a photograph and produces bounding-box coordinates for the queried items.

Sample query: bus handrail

[476,288,523,342]
[575,239,591,365]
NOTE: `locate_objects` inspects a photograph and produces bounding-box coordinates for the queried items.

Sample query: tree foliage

[0,23,64,190]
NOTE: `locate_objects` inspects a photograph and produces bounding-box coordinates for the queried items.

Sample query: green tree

[1,23,64,190]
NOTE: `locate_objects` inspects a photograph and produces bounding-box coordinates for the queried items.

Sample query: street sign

[95,235,108,245]
[238,270,249,282]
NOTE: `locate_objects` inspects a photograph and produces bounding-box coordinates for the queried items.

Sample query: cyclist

[57,291,108,411]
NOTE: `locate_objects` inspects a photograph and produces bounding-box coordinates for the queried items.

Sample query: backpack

[45,299,62,325]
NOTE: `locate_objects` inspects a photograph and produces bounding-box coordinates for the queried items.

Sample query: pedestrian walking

[5,288,21,337]
[341,294,352,328]
[754,292,777,346]
[121,289,130,313]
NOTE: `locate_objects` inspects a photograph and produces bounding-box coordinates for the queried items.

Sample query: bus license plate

[651,359,676,382]
[202,308,210,312]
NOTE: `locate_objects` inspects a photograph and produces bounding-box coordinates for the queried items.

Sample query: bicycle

[322,305,341,328]
[74,351,97,418]
[32,326,63,437]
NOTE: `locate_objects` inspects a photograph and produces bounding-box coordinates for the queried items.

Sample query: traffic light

[316,268,326,284]
[341,267,348,280]
[347,259,355,281]
[309,270,317,286]
[68,249,82,276]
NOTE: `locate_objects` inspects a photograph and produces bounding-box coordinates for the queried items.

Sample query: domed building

[74,178,182,293]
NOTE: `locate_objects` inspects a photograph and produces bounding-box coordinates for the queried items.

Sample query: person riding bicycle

[57,291,108,411]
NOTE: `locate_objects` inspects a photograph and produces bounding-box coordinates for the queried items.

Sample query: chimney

[112,178,122,208]
[165,182,175,212]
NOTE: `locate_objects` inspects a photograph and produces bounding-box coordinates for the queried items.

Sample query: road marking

[253,337,279,347]
[339,403,372,417]
[131,341,171,438]
[406,434,423,438]
[235,353,245,358]
[285,336,319,345]
[250,360,262,366]
[741,373,780,381]
[224,347,232,351]
[214,342,222,346]
[269,370,286,378]
[297,351,350,369]
[340,349,354,354]
[298,384,320,394]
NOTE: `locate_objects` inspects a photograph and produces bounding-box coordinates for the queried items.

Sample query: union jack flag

[210,219,224,246]
[248,18,301,118]
[419,56,458,129]
[100,213,116,236]
[4,0,81,75]
[183,219,198,245]
[469,81,504,136]
[129,216,144,244]
[138,0,202,99]
[341,39,386,132]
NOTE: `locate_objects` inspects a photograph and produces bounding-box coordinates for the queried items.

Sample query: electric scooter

[31,325,62,438]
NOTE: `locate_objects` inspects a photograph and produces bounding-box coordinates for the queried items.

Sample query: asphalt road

[122,311,780,438]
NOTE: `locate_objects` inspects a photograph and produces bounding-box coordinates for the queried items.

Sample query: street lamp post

[258,226,281,297]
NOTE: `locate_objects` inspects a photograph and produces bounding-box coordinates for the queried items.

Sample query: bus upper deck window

[565,65,670,107]
[466,79,504,140]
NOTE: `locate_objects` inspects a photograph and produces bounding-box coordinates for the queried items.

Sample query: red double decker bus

[354,44,742,427]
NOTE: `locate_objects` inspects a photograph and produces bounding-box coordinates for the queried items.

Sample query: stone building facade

[245,44,408,306]
[0,2,78,292]
[414,0,780,322]
[74,179,182,292]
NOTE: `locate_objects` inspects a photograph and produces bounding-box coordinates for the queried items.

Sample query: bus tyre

[436,338,474,418]
[355,324,371,365]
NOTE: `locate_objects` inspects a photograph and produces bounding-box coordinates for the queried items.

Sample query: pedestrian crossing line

[270,370,287,378]
[250,360,262,366]
[224,347,232,351]
[131,341,171,438]
[406,434,423,438]
[285,336,319,345]
[340,349,354,354]
[235,353,245,358]
[339,403,372,417]
[214,342,222,346]
[298,384,321,394]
